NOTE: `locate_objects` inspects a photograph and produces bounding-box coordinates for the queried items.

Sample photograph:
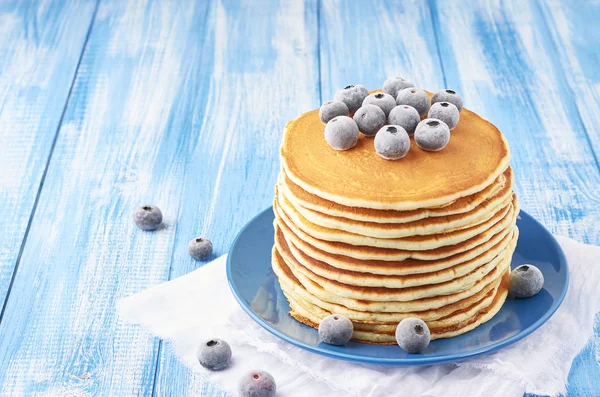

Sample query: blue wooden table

[0,0,598,395]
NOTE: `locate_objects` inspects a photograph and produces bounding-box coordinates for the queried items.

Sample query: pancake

[272,89,517,344]
[272,246,512,312]
[280,96,511,210]
[280,170,513,238]
[276,193,517,251]
[285,270,510,343]
[277,214,516,275]
[276,233,515,301]
[278,167,511,224]
[276,225,518,288]
[274,199,518,261]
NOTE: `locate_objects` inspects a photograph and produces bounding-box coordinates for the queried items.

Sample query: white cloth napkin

[117,236,600,397]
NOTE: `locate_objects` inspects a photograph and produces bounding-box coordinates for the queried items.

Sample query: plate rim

[226,207,569,366]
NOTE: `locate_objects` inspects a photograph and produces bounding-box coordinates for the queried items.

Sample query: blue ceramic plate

[227,208,568,365]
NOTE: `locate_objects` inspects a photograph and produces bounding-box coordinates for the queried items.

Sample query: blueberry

[133,205,163,231]
[374,125,411,160]
[239,370,276,397]
[362,92,396,117]
[353,104,386,137]
[414,119,451,151]
[509,264,544,298]
[395,318,430,353]
[319,100,349,124]
[428,102,460,130]
[382,76,414,99]
[395,88,430,117]
[318,314,353,345]
[431,89,463,112]
[334,85,369,114]
[197,339,232,371]
[188,237,213,260]
[324,116,359,150]
[388,105,421,135]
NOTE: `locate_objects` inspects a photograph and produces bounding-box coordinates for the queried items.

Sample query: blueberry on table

[382,76,414,99]
[431,89,463,112]
[197,338,232,371]
[509,264,544,298]
[324,116,359,150]
[318,314,354,345]
[188,237,213,260]
[239,370,277,397]
[334,84,369,114]
[353,104,386,137]
[374,125,411,160]
[319,100,349,124]
[133,205,163,231]
[414,119,451,152]
[428,102,460,130]
[395,318,431,353]
[362,92,396,117]
[388,105,421,135]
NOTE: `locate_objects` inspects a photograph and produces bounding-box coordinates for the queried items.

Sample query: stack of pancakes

[272,101,518,344]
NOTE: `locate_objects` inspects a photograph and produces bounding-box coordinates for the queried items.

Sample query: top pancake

[281,97,510,210]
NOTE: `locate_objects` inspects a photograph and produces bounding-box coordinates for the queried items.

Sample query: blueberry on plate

[319,100,349,124]
[353,104,386,137]
[239,370,276,397]
[197,339,232,371]
[428,102,460,130]
[509,264,544,298]
[362,92,396,117]
[388,105,421,135]
[133,205,163,231]
[414,119,450,151]
[431,89,463,112]
[324,116,359,150]
[395,87,431,117]
[319,314,354,345]
[382,76,414,99]
[395,318,430,353]
[188,237,213,260]
[374,125,411,160]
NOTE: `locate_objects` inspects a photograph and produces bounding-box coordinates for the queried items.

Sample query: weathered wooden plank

[430,0,600,245]
[0,0,211,395]
[536,0,600,393]
[319,0,445,98]
[0,0,96,316]
[151,0,321,395]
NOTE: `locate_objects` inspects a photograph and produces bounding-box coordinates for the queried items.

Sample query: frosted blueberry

[319,314,354,345]
[414,119,451,151]
[197,339,232,371]
[319,100,349,124]
[334,84,369,114]
[353,104,386,137]
[382,76,414,99]
[428,102,460,130]
[388,105,421,136]
[431,89,463,112]
[395,318,430,353]
[188,237,213,260]
[239,370,276,397]
[374,125,411,160]
[396,88,430,117]
[362,92,396,117]
[509,264,544,298]
[324,116,359,150]
[133,205,163,231]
